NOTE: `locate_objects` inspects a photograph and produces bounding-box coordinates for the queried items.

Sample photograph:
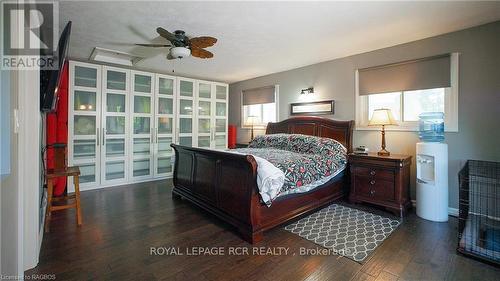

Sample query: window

[367,88,445,124]
[241,86,278,128]
[368,92,401,121]
[356,53,458,131]
[242,103,276,127]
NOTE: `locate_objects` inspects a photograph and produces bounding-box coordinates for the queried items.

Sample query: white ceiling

[60,1,500,83]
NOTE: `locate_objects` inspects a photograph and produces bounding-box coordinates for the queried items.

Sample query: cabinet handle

[151,129,154,144]
[96,128,100,146]
[156,128,159,143]
[370,180,376,185]
[102,128,105,145]
[370,170,376,176]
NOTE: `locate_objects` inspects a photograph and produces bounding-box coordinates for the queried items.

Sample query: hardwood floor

[27,180,500,281]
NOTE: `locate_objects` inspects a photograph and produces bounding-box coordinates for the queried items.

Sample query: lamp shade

[368,108,398,126]
[246,115,258,125]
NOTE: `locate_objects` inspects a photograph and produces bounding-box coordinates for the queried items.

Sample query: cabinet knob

[370,170,376,176]
[370,180,376,185]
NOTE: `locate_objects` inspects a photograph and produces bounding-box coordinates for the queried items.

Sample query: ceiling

[60,1,500,83]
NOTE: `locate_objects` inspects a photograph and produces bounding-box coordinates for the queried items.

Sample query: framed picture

[290,100,335,115]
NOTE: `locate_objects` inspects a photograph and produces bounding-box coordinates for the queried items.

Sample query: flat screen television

[40,21,72,112]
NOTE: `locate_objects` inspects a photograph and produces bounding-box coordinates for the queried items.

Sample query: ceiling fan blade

[189,36,217,48]
[191,47,214,59]
[135,43,171,47]
[156,27,177,42]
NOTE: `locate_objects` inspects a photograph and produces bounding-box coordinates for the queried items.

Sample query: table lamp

[368,108,398,156]
[246,116,258,141]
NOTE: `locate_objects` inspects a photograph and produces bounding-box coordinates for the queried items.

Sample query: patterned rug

[284,204,400,262]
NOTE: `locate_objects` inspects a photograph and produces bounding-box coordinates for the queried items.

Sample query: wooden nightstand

[349,153,412,217]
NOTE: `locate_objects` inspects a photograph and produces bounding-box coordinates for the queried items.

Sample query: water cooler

[416,143,448,221]
[416,112,449,222]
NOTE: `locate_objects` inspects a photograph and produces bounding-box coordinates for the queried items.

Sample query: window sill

[241,125,267,130]
[355,125,458,133]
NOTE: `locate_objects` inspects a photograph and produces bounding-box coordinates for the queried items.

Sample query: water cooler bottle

[416,143,448,221]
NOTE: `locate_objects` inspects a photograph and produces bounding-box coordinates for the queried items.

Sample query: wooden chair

[44,144,82,232]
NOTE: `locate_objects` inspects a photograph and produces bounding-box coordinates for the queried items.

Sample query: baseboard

[411,200,458,217]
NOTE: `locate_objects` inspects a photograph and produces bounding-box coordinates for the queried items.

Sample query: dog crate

[458,160,500,266]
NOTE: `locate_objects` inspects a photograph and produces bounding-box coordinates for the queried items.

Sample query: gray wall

[229,21,500,210]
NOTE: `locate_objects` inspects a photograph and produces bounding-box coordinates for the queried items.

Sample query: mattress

[275,170,346,202]
[232,133,348,206]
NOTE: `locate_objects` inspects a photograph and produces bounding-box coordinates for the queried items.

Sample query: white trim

[446,52,459,132]
[19,66,41,271]
[411,200,458,217]
[355,53,459,132]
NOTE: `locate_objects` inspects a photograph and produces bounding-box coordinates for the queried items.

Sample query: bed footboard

[170,144,264,243]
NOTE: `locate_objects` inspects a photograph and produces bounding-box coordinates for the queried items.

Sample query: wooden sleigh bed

[171,116,354,243]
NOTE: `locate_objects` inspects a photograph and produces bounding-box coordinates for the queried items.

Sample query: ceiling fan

[136,27,217,60]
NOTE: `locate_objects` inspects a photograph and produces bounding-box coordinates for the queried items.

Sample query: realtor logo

[1,1,58,69]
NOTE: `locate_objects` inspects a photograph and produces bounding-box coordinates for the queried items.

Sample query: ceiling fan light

[170,47,191,59]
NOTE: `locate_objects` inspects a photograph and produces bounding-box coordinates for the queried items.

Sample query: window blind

[242,86,275,105]
[358,54,451,95]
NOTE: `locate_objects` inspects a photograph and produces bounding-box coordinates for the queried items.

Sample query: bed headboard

[265,116,354,153]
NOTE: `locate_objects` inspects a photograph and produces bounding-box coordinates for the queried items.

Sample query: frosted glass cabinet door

[215,135,226,149]
[179,118,192,133]
[158,137,173,154]
[131,71,155,180]
[157,157,172,174]
[134,96,151,113]
[69,61,102,190]
[74,90,96,111]
[106,70,127,90]
[196,81,214,148]
[74,115,96,135]
[106,116,125,135]
[106,94,125,113]
[74,66,97,88]
[213,83,228,149]
[158,98,173,114]
[198,119,211,133]
[155,74,176,177]
[199,83,211,99]
[73,140,96,160]
[101,66,129,185]
[134,74,152,93]
[78,163,97,184]
[133,138,150,156]
[105,160,125,180]
[158,117,173,134]
[179,80,194,97]
[106,138,125,157]
[216,85,227,100]
[176,78,195,147]
[158,77,174,95]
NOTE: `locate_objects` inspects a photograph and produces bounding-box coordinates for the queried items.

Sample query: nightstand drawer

[354,176,395,201]
[353,166,394,181]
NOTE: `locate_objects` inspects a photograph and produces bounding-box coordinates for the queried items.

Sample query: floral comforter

[234,134,347,198]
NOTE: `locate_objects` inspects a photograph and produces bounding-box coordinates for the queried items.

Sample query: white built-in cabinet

[68,60,228,191]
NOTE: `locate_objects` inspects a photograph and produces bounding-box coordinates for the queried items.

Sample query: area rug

[284,204,400,262]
